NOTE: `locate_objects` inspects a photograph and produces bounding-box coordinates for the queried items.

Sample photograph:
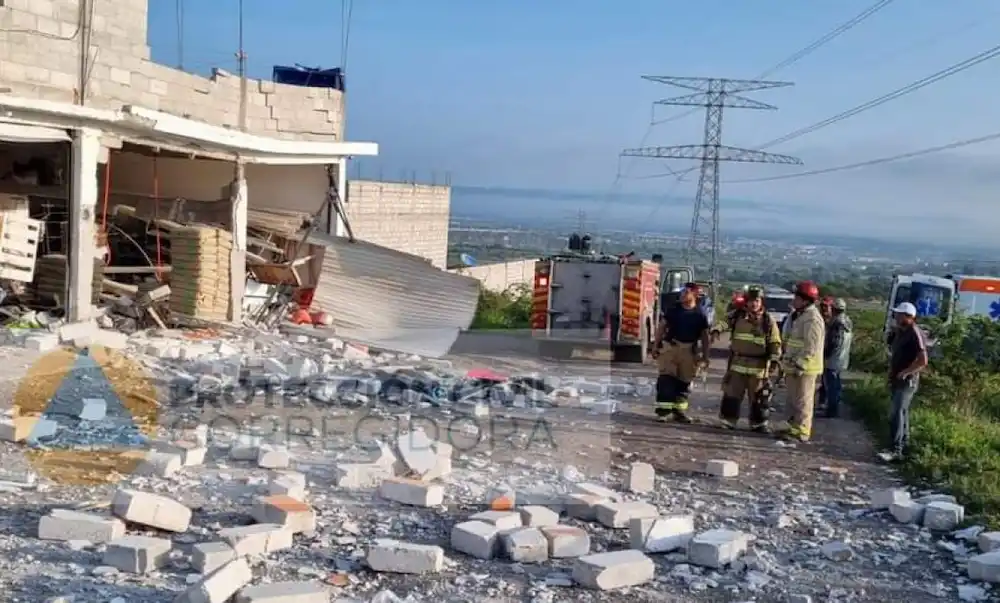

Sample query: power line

[758,42,1000,149]
[341,0,355,71]
[725,131,1000,183]
[176,0,185,70]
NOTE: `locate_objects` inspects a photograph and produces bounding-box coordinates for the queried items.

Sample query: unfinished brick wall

[0,0,343,140]
[344,180,450,269]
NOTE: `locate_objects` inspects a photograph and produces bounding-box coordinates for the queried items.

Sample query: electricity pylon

[622,76,802,301]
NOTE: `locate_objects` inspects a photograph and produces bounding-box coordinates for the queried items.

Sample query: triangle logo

[14,345,159,485]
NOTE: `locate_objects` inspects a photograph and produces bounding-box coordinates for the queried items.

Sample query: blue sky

[146,1,1000,245]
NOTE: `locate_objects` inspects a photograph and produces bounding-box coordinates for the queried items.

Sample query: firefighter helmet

[731,292,746,307]
[795,281,820,301]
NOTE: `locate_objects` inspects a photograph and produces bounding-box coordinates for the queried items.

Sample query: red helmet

[821,295,835,306]
[795,281,820,301]
[731,293,746,307]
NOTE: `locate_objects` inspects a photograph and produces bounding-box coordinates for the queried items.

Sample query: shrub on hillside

[471,284,531,329]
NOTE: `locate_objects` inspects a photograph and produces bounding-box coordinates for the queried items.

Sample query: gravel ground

[0,330,989,602]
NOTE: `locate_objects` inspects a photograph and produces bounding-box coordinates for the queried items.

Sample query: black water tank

[568,233,581,251]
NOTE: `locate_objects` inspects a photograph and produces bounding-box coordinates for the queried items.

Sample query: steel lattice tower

[622,76,802,300]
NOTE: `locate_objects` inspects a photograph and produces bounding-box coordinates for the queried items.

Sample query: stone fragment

[333,463,394,489]
[111,489,191,532]
[979,532,1000,553]
[540,525,590,558]
[595,501,658,529]
[629,515,695,553]
[451,520,500,559]
[256,444,291,469]
[704,459,738,477]
[520,505,559,527]
[923,501,964,531]
[135,451,183,478]
[268,471,307,499]
[969,551,1000,583]
[821,541,853,561]
[565,493,607,521]
[192,542,236,574]
[366,539,445,574]
[573,549,655,590]
[469,510,522,530]
[379,477,444,507]
[501,527,548,563]
[174,557,253,603]
[251,495,316,534]
[103,535,172,574]
[870,488,910,510]
[688,529,748,568]
[889,500,925,524]
[626,462,655,493]
[38,510,125,543]
[235,581,329,603]
[394,428,443,478]
[218,524,293,556]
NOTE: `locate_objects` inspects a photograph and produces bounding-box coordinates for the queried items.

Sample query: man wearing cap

[652,282,711,424]
[822,298,853,419]
[719,286,782,432]
[779,281,826,442]
[881,301,928,462]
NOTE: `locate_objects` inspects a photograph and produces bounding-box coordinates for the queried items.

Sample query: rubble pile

[167,225,233,323]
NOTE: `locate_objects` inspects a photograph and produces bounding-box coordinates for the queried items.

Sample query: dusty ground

[0,331,985,602]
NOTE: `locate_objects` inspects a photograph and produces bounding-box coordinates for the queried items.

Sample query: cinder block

[251,495,316,534]
[175,557,253,603]
[379,477,444,507]
[135,451,183,477]
[256,444,291,469]
[573,550,655,590]
[111,489,191,532]
[268,470,307,499]
[103,535,172,574]
[333,462,393,489]
[595,501,658,529]
[366,539,445,574]
[152,440,207,466]
[192,541,235,574]
[519,505,559,527]
[218,523,293,556]
[451,520,500,560]
[540,526,590,558]
[469,510,522,530]
[38,509,125,543]
[235,581,329,603]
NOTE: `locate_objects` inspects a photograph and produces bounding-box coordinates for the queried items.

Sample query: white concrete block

[969,551,1000,583]
[38,509,125,543]
[366,539,445,574]
[501,527,549,563]
[451,520,500,559]
[688,529,749,568]
[565,493,607,521]
[704,459,738,477]
[218,524,293,556]
[235,581,329,603]
[111,489,191,532]
[520,505,559,527]
[540,525,590,558]
[24,333,59,352]
[192,542,235,574]
[923,501,964,531]
[595,501,658,529]
[379,477,444,507]
[268,471,307,499]
[573,549,655,590]
[870,488,910,510]
[573,482,622,502]
[890,500,925,524]
[251,495,316,534]
[135,451,183,478]
[153,440,208,466]
[469,510,522,530]
[979,531,1000,553]
[256,444,291,469]
[626,462,655,493]
[629,515,695,553]
[103,535,172,574]
[333,462,393,489]
[175,557,253,603]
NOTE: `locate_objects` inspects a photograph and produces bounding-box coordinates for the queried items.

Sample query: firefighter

[778,281,826,442]
[726,292,746,327]
[652,282,711,424]
[719,286,781,432]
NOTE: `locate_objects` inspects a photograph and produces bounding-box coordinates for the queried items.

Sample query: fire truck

[530,234,693,363]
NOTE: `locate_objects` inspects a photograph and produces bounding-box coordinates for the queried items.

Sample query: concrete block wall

[345,180,450,269]
[0,0,343,140]
[450,259,538,292]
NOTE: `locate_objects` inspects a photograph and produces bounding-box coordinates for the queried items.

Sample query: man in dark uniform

[652,282,711,423]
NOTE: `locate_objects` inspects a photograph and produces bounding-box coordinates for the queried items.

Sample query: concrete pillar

[229,162,248,323]
[67,128,100,322]
[334,158,347,237]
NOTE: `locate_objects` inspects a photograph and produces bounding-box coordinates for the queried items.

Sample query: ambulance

[883,273,1000,338]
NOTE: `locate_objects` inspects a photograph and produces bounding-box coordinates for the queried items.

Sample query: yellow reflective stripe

[673,401,689,411]
[731,365,765,375]
[732,333,766,344]
[786,340,804,348]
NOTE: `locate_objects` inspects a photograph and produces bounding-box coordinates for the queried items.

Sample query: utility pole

[576,209,587,234]
[230,0,248,323]
[621,76,801,303]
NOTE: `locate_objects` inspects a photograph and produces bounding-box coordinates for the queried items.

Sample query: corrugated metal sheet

[307,232,480,357]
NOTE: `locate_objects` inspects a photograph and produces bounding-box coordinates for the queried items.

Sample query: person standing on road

[652,282,711,424]
[816,296,835,410]
[822,298,853,419]
[719,286,782,433]
[778,281,826,442]
[880,302,928,462]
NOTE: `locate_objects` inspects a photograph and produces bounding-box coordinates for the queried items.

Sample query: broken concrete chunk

[175,557,253,603]
[366,539,445,574]
[229,434,261,461]
[923,501,964,531]
[251,495,316,534]
[152,440,208,467]
[192,542,236,574]
[135,451,183,478]
[704,459,738,477]
[394,428,441,478]
[979,532,1000,553]
[821,541,853,561]
[565,493,608,521]
[629,515,695,553]
[914,493,957,505]
[501,527,549,563]
[540,525,591,558]
[688,529,748,568]
[333,463,394,489]
[111,489,192,532]
[469,510,523,530]
[626,462,655,493]
[256,444,291,469]
[218,524,293,556]
[573,482,622,502]
[38,509,125,543]
[268,471,308,500]
[379,477,445,507]
[235,581,329,603]
[870,488,910,510]
[451,520,500,560]
[573,549,655,590]
[889,500,925,524]
[103,535,172,574]
[595,501,658,529]
[520,505,559,527]
[969,551,1000,583]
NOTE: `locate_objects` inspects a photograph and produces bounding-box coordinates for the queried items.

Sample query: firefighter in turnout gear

[778,281,826,442]
[719,286,782,432]
[653,282,711,423]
